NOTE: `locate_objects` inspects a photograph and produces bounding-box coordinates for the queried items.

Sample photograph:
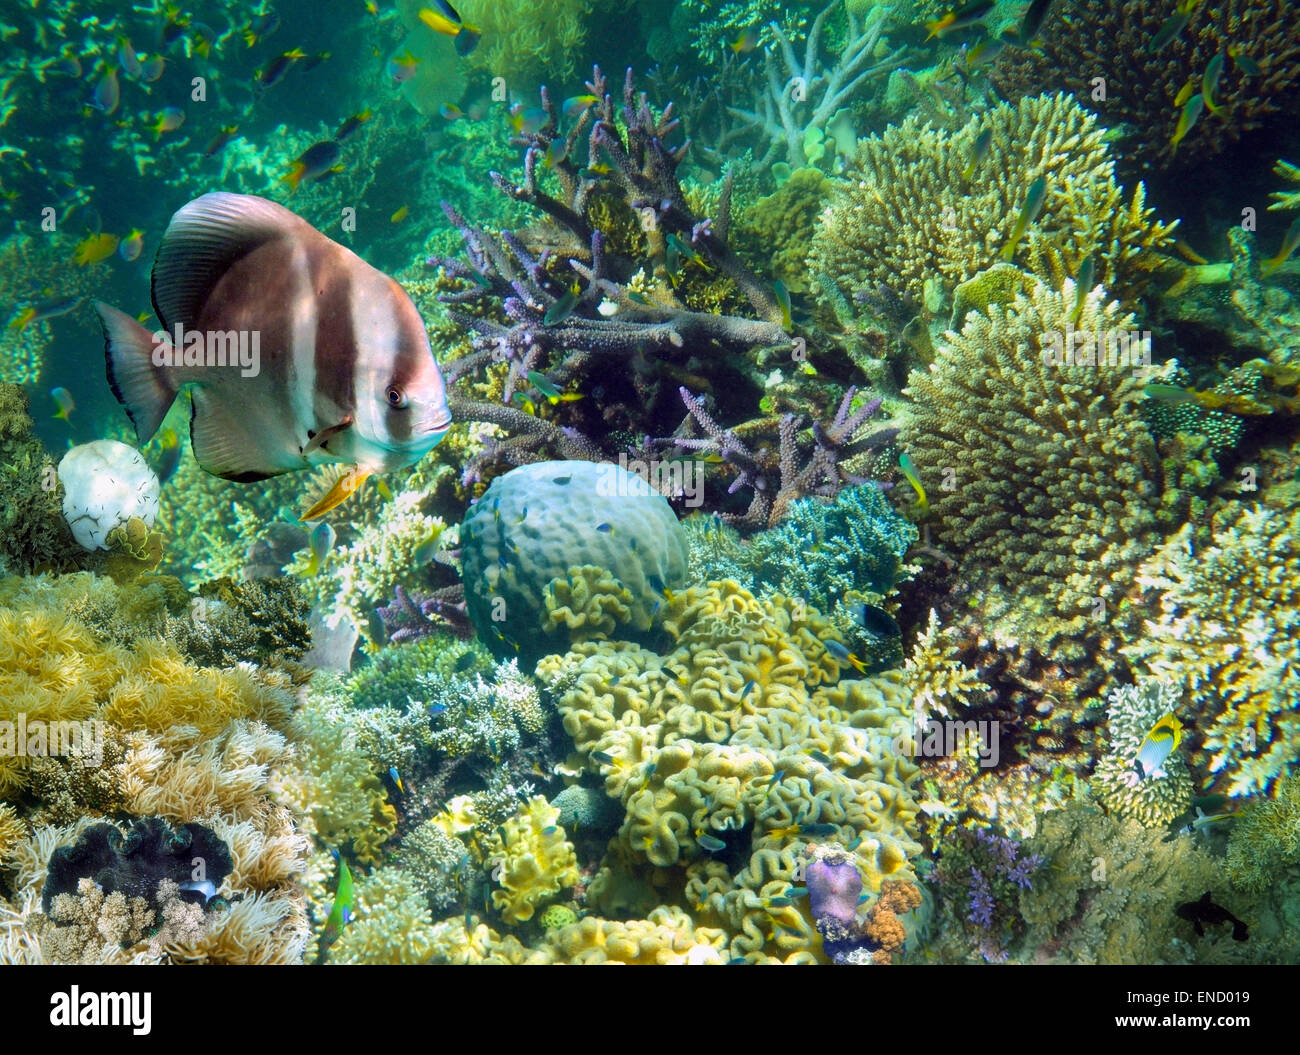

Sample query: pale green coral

[328,866,438,965]
[1226,777,1300,892]
[483,796,579,923]
[1126,504,1300,797]
[1092,680,1193,827]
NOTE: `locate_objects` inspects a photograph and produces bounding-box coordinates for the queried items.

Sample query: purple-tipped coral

[655,385,897,528]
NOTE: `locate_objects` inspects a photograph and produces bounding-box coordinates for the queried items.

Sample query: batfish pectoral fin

[302,415,354,456]
[301,465,372,521]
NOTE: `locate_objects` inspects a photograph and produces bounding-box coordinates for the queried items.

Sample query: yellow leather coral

[484,796,579,923]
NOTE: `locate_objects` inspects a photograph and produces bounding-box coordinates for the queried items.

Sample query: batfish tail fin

[95,300,175,443]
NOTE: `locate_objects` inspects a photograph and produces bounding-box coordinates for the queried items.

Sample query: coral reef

[1125,502,1300,797]
[483,796,580,923]
[990,0,1300,168]
[537,580,922,962]
[459,460,689,659]
[901,279,1162,664]
[809,95,1177,326]
[746,482,916,615]
[930,826,1042,963]
[1226,777,1300,892]
[1018,799,1233,964]
[1092,680,1193,828]
[904,609,989,720]
[0,385,83,576]
[723,2,904,169]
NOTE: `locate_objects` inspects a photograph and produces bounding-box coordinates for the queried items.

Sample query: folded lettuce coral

[537,580,921,963]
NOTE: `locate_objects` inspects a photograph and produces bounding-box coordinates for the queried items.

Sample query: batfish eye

[385,385,408,409]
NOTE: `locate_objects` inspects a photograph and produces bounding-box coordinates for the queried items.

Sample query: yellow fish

[1134,714,1183,780]
[73,232,120,265]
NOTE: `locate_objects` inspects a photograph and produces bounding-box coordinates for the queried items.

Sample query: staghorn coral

[1125,503,1300,797]
[930,826,1043,963]
[1270,159,1300,214]
[990,0,1300,169]
[433,66,796,486]
[483,796,580,923]
[809,95,1177,324]
[901,279,1163,663]
[723,1,905,169]
[1092,680,1193,828]
[660,385,898,528]
[536,580,921,962]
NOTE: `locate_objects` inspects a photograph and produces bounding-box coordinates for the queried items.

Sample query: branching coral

[809,94,1177,324]
[432,66,798,486]
[904,609,989,721]
[658,385,897,528]
[1125,503,1300,797]
[901,279,1162,662]
[724,1,905,169]
[1225,776,1300,892]
[990,0,1300,168]
[1092,680,1193,827]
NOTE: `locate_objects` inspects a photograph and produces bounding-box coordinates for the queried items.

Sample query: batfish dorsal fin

[152,192,311,330]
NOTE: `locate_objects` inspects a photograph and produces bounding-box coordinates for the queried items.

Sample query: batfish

[94,192,451,518]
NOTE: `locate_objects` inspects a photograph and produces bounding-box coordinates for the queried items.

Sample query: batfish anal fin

[189,386,302,480]
[95,300,176,443]
[152,192,309,331]
[301,465,372,521]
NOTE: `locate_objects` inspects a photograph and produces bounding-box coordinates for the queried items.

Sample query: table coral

[1092,680,1193,828]
[901,279,1163,663]
[536,580,922,962]
[1125,503,1300,797]
[809,94,1176,324]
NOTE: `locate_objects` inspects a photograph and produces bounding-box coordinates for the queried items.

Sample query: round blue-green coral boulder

[460,460,689,659]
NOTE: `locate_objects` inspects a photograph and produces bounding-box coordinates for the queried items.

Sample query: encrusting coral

[809,94,1177,325]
